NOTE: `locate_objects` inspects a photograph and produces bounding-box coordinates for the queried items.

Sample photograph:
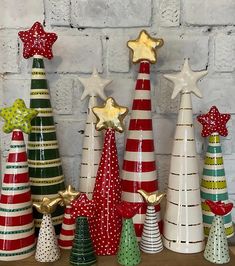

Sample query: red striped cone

[0,130,35,261]
[58,205,75,249]
[121,61,160,240]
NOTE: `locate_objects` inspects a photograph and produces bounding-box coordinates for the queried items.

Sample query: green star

[0,99,38,134]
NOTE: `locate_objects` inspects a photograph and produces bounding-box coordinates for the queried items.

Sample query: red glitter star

[18,21,57,59]
[197,106,230,137]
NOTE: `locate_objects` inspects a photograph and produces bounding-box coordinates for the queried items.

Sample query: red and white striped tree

[121,30,164,240]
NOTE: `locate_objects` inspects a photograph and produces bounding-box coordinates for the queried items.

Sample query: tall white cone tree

[163,59,208,253]
[79,68,112,200]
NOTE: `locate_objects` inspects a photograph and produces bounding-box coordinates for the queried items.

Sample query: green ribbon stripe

[2,185,30,191]
[202,168,225,176]
[201,191,228,201]
[30,99,52,109]
[28,148,61,161]
[29,165,63,178]
[203,213,232,224]
[0,227,34,235]
[28,132,57,142]
[31,79,47,89]
[0,246,35,257]
[207,146,222,153]
[0,205,31,212]
[31,182,65,195]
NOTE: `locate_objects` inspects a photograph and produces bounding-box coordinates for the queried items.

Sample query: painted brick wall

[1,0,235,220]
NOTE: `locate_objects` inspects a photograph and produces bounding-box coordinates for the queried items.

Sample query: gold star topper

[127,30,164,64]
[33,196,63,214]
[92,97,128,133]
[138,190,166,206]
[58,185,81,206]
[0,99,38,134]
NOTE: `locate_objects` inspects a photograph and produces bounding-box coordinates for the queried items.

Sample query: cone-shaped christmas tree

[58,186,81,249]
[18,22,65,235]
[138,190,165,254]
[70,194,96,266]
[116,202,142,266]
[204,200,233,264]
[0,99,38,261]
[163,59,208,253]
[33,196,62,262]
[79,68,111,199]
[197,106,234,238]
[89,97,128,255]
[121,30,164,240]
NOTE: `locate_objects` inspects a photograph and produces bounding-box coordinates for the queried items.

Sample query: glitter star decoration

[58,185,81,206]
[18,21,57,59]
[138,190,166,206]
[79,68,112,101]
[197,106,230,137]
[164,59,208,99]
[92,97,128,133]
[127,30,164,64]
[0,99,38,134]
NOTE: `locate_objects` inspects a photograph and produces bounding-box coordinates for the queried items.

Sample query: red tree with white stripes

[121,30,164,240]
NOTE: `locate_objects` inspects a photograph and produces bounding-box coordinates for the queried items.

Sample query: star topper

[164,59,208,99]
[0,99,38,134]
[18,21,57,59]
[79,68,112,101]
[92,97,128,133]
[138,190,166,206]
[127,30,164,64]
[58,185,81,206]
[197,106,230,137]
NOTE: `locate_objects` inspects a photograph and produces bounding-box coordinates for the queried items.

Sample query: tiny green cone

[204,215,230,264]
[70,217,96,266]
[117,218,141,266]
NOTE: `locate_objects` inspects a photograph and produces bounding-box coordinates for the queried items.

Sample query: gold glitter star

[33,196,62,214]
[58,185,81,206]
[127,30,164,64]
[138,190,166,206]
[92,97,128,133]
[0,99,38,134]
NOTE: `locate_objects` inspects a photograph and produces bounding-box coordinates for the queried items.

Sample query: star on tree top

[197,106,230,137]
[127,30,164,64]
[92,97,128,133]
[0,99,38,134]
[164,59,208,99]
[79,68,112,101]
[18,21,57,59]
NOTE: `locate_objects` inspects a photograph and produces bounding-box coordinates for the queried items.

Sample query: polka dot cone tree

[35,213,60,262]
[116,202,142,266]
[89,128,122,255]
[204,200,233,264]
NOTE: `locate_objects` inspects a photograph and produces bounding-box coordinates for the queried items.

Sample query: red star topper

[205,200,233,216]
[197,106,230,137]
[18,21,57,59]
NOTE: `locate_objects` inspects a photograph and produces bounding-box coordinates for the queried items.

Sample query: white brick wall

[1,1,235,218]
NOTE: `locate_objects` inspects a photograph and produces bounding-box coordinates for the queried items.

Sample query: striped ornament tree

[163,59,207,253]
[197,106,234,238]
[138,190,165,254]
[121,30,164,240]
[18,22,65,235]
[78,68,111,199]
[0,99,38,260]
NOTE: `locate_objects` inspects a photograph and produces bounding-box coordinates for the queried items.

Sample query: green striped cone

[70,217,96,266]
[201,133,234,238]
[28,55,65,235]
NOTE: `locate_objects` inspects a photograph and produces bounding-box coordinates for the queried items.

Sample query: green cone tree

[18,22,65,234]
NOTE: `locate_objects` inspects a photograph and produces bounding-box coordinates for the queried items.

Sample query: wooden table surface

[0,247,234,266]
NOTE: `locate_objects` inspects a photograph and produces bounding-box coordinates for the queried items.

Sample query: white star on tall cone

[78,68,112,200]
[163,59,208,253]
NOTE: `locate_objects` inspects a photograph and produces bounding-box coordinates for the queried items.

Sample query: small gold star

[127,30,164,64]
[0,99,38,134]
[33,196,62,214]
[92,97,128,133]
[58,185,80,206]
[138,190,166,206]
